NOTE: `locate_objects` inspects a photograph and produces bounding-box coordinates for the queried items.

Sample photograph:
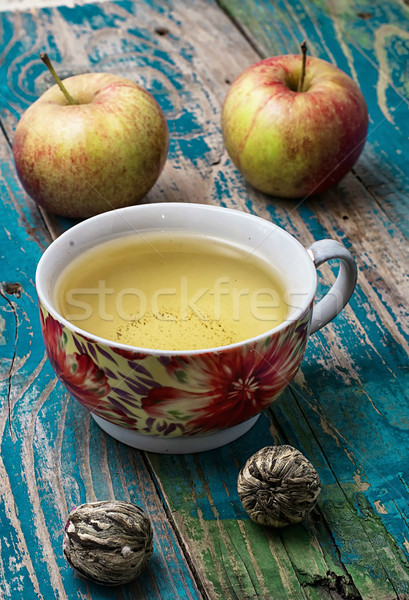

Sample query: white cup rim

[36,203,317,355]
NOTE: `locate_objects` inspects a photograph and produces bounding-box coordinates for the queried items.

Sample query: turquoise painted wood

[0,140,202,597]
[0,1,408,598]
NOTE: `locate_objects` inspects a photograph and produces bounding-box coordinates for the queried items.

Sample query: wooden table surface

[1,1,409,598]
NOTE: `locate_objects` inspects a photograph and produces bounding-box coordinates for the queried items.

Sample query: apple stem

[297,40,308,93]
[40,52,76,105]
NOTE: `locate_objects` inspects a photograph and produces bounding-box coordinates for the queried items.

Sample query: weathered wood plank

[214,0,409,597]
[0,0,101,9]
[0,84,203,600]
[217,0,409,237]
[148,413,354,600]
[0,0,408,599]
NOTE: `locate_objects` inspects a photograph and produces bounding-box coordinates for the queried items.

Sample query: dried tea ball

[237,445,321,527]
[63,500,153,586]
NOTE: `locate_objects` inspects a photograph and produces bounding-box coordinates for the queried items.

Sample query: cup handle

[307,240,357,334]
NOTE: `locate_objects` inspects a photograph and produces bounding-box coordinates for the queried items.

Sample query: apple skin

[221,55,369,198]
[13,73,169,218]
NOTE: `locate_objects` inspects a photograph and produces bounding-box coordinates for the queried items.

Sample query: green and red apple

[13,58,169,218]
[221,50,369,198]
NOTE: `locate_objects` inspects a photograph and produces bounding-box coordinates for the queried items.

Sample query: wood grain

[0,0,102,11]
[0,132,206,598]
[0,0,408,599]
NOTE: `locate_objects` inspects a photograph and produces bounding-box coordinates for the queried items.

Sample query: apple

[13,54,169,218]
[221,46,368,198]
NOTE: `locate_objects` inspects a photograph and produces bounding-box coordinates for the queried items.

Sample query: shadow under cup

[36,203,336,453]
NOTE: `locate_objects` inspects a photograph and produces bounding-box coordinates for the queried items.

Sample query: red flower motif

[142,321,309,434]
[40,310,111,412]
[111,347,147,361]
[40,309,66,366]
[59,353,111,411]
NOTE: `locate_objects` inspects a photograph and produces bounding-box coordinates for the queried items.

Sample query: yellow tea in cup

[56,232,288,351]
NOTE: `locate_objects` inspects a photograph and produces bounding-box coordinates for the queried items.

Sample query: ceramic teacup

[36,203,357,453]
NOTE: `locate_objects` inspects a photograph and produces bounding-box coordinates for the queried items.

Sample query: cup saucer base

[91,413,260,454]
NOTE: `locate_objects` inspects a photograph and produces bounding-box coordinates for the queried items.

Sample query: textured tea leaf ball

[63,501,153,586]
[237,445,321,527]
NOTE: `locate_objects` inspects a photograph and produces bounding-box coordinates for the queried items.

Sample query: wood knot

[4,282,23,298]
[154,27,170,36]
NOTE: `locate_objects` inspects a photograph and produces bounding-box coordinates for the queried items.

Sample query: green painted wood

[0,1,408,599]
[215,0,409,597]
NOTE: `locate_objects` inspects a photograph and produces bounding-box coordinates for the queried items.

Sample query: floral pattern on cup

[40,308,111,411]
[39,304,312,437]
